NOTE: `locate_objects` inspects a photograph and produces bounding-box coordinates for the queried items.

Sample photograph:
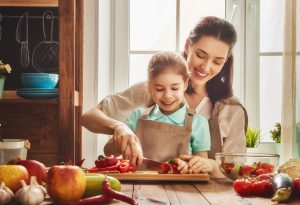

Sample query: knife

[15,12,30,67]
[138,158,164,172]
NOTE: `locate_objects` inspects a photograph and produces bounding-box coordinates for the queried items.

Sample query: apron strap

[185,107,195,131]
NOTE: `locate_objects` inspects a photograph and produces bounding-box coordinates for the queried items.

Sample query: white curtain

[280,0,300,163]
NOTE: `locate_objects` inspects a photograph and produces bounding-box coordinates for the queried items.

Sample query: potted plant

[270,122,281,154]
[0,60,12,99]
[246,127,260,153]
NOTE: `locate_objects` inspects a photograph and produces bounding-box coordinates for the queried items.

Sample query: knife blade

[15,12,30,67]
[138,158,163,172]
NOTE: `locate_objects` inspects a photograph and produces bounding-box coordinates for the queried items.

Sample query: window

[110,0,285,142]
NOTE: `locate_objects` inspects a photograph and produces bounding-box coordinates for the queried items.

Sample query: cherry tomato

[233,179,254,196]
[159,163,170,174]
[240,165,255,176]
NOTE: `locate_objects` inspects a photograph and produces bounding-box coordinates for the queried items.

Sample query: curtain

[280,0,299,164]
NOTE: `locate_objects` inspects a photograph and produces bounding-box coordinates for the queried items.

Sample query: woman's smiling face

[185,36,230,88]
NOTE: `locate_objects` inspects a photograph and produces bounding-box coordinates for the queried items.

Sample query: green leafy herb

[270,122,281,143]
[246,127,260,148]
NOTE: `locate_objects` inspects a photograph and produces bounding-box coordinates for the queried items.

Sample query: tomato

[255,173,274,181]
[293,177,300,195]
[259,162,274,171]
[221,161,235,174]
[233,179,254,196]
[252,180,274,197]
[254,168,270,176]
[159,163,170,174]
[240,165,255,176]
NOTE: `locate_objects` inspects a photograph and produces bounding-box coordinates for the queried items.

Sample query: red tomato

[254,168,270,176]
[259,162,274,171]
[159,163,170,174]
[221,161,234,174]
[252,180,274,197]
[240,165,255,176]
[170,164,180,174]
[233,179,254,196]
[255,173,274,181]
[293,177,300,195]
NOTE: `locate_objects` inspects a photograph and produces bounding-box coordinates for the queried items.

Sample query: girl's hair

[184,16,237,104]
[148,51,189,83]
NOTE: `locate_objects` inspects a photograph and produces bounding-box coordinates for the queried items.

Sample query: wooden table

[105,178,300,205]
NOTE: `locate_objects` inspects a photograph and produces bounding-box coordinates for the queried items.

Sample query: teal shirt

[125,104,211,154]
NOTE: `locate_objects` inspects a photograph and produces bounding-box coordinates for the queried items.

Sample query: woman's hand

[179,155,213,174]
[113,124,143,167]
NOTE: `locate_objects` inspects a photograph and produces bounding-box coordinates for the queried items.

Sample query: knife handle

[20,42,30,68]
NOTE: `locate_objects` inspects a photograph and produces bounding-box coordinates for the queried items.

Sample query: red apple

[0,165,29,192]
[47,165,86,203]
[16,159,47,184]
[294,177,300,195]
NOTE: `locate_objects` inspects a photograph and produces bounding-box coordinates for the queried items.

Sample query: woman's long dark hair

[184,16,237,105]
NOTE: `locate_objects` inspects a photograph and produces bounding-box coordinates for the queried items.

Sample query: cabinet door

[59,0,83,164]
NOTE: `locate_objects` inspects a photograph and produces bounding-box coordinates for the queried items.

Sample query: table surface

[40,178,300,205]
[108,178,300,205]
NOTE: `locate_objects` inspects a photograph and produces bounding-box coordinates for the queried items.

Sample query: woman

[81,16,248,177]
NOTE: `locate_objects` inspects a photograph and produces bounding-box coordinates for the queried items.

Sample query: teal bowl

[21,73,59,88]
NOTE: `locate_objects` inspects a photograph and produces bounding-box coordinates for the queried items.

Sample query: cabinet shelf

[0,0,58,7]
[0,98,58,104]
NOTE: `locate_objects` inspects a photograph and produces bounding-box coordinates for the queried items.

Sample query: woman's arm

[81,82,151,166]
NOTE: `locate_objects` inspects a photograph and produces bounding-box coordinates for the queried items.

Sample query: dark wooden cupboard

[0,0,83,166]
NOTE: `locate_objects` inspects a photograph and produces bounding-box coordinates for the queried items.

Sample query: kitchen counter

[40,178,300,204]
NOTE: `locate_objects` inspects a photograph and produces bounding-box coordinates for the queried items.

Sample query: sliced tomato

[240,165,255,176]
[159,163,170,174]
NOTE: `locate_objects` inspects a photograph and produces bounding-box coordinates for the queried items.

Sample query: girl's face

[185,36,230,88]
[149,69,188,115]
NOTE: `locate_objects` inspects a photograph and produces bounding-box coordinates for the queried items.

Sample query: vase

[0,76,5,99]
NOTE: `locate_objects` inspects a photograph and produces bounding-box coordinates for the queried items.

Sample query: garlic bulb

[15,176,47,205]
[0,182,14,205]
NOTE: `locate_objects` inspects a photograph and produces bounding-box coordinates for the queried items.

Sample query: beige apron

[135,106,194,162]
[208,97,248,159]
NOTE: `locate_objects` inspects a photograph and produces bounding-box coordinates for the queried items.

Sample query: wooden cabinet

[0,0,83,166]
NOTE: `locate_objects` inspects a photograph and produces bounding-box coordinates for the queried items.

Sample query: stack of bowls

[17,73,59,99]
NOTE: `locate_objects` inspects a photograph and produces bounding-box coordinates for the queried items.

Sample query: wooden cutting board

[104,171,210,181]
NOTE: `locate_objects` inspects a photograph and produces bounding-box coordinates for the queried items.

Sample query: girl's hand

[179,155,213,174]
[175,158,189,174]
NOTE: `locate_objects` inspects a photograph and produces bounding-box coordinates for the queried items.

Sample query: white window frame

[112,0,265,135]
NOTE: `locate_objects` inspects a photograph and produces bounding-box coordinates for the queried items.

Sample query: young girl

[104,51,211,174]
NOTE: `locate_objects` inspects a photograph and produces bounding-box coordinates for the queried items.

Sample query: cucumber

[83,173,121,198]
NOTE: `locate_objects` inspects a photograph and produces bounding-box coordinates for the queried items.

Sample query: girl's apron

[135,106,194,162]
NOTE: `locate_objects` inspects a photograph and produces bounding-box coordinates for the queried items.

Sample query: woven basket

[0,139,30,165]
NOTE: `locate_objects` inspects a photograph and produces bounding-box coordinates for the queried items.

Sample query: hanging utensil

[15,12,30,68]
[32,10,58,73]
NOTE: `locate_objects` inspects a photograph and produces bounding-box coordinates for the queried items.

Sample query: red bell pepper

[119,160,130,173]
[105,155,117,166]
